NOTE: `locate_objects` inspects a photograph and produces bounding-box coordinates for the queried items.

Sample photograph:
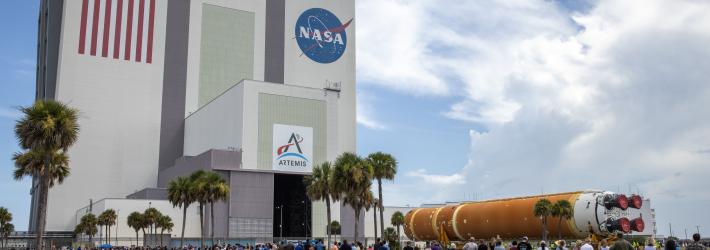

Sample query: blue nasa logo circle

[295,8,350,64]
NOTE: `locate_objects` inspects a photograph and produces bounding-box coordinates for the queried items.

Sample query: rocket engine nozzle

[606,217,631,233]
[603,194,629,210]
[630,217,645,232]
[630,195,643,209]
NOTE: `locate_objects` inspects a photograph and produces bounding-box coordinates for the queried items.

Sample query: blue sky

[2,0,710,238]
[0,0,40,232]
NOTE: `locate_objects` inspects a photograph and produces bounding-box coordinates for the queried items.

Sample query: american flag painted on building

[78,0,156,63]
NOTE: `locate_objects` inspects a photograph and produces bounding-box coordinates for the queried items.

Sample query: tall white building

[33,0,358,245]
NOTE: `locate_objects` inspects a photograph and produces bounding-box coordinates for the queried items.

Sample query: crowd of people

[8,233,706,250]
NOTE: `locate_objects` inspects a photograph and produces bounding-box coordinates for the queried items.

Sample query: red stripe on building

[113,0,123,59]
[135,0,145,62]
[124,0,134,60]
[90,0,100,56]
[146,0,155,63]
[78,0,89,54]
[101,0,112,57]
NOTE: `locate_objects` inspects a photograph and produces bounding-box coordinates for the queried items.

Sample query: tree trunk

[89,234,93,247]
[136,230,139,248]
[161,228,165,246]
[108,225,111,245]
[354,209,360,244]
[378,178,385,239]
[35,171,50,250]
[211,202,215,247]
[142,228,146,246]
[397,225,401,250]
[200,203,205,249]
[180,204,187,248]
[326,196,332,247]
[99,226,103,245]
[558,217,563,240]
[542,217,547,241]
[373,205,378,240]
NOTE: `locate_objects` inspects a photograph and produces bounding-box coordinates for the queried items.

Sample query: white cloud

[407,169,466,185]
[359,0,710,234]
[356,91,388,130]
[0,107,21,120]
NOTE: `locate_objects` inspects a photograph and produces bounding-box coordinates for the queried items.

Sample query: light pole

[697,226,701,235]
[276,205,283,242]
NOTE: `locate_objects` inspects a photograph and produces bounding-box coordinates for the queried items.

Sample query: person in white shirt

[464,237,479,250]
[580,239,594,250]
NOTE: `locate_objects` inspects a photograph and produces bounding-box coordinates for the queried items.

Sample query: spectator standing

[687,234,706,250]
[557,240,567,250]
[464,238,478,250]
[600,240,609,250]
[510,241,519,250]
[517,237,533,250]
[494,240,506,250]
[478,240,489,250]
[580,239,593,250]
[610,233,633,250]
[403,242,415,250]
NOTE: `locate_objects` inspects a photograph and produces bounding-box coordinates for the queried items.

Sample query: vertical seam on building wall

[264,0,284,83]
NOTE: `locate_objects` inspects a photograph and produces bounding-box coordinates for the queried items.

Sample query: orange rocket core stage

[403,192,583,241]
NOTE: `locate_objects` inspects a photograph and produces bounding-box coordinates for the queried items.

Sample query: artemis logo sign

[295,8,353,64]
[273,124,313,172]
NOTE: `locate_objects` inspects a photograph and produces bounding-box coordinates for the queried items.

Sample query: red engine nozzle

[630,195,643,209]
[604,194,629,210]
[630,217,645,232]
[606,218,631,233]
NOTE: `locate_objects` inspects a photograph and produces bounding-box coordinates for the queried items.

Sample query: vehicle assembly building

[33,0,357,245]
[403,191,655,241]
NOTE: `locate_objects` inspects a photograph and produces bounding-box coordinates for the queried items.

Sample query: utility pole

[685,228,688,241]
[669,223,673,237]
[697,226,701,235]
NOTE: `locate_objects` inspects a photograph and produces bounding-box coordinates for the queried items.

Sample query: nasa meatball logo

[295,8,353,64]
[273,124,313,172]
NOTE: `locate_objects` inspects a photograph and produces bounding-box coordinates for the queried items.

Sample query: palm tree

[97,213,106,244]
[383,227,399,249]
[333,152,373,243]
[156,215,174,247]
[0,207,12,248]
[551,200,573,240]
[99,209,117,245]
[304,162,335,245]
[1,223,14,248]
[1,208,14,249]
[144,207,162,246]
[203,171,230,246]
[127,212,144,247]
[534,198,553,241]
[330,220,341,240]
[391,211,405,248]
[190,170,209,249]
[367,152,397,237]
[76,213,98,247]
[168,176,194,248]
[13,100,79,250]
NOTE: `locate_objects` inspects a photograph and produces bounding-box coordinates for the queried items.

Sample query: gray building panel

[157,149,241,187]
[340,203,365,242]
[229,171,274,219]
[264,0,285,83]
[159,0,191,170]
[126,188,169,200]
